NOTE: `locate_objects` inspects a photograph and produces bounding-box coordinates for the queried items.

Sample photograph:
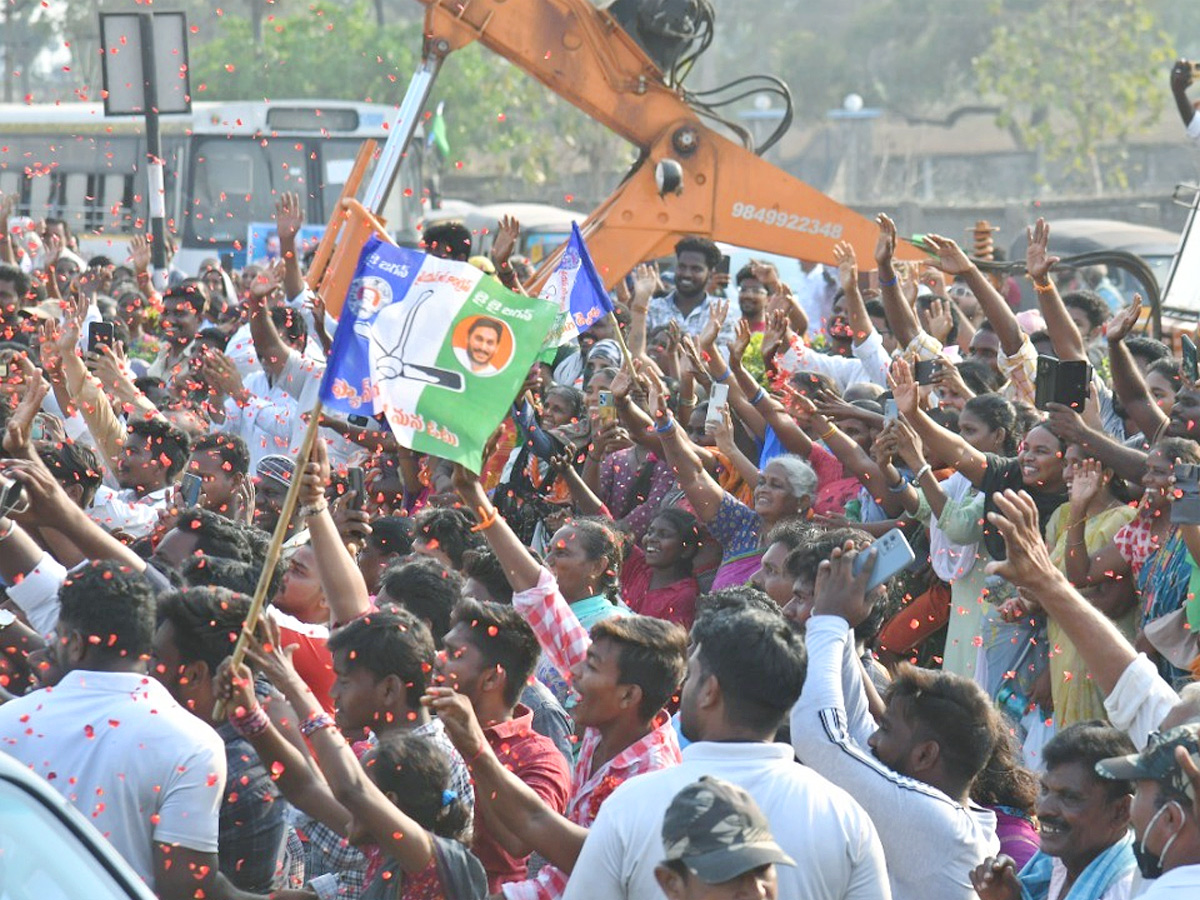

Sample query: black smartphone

[180,472,203,508]
[88,321,116,354]
[1172,463,1200,525]
[348,414,372,428]
[715,255,731,275]
[346,466,366,512]
[912,359,941,386]
[1034,356,1091,412]
[1183,335,1198,383]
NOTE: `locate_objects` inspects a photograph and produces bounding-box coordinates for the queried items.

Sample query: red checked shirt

[503,568,682,900]
[475,705,572,893]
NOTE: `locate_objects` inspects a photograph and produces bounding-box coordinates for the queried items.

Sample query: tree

[975,0,1174,194]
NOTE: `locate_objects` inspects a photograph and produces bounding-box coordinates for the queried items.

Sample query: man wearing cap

[654,776,793,900]
[1094,724,1200,896]
[564,606,889,900]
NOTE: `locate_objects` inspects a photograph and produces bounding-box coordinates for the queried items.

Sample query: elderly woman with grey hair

[644,372,818,590]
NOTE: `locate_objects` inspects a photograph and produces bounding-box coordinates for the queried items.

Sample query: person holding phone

[1170,59,1200,146]
[1063,437,1200,686]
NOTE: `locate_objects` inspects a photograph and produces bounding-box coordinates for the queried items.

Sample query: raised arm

[874,214,925,350]
[1060,460,1134,588]
[1171,60,1198,129]
[644,370,727,524]
[1105,297,1168,440]
[275,192,306,302]
[246,262,292,382]
[1027,219,1085,362]
[891,357,990,485]
[925,233,1024,355]
[626,263,657,362]
[298,437,372,626]
[1044,401,1149,483]
[427,687,587,873]
[451,464,543,592]
[832,240,874,348]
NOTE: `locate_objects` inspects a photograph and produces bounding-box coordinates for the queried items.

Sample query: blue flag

[539,222,614,347]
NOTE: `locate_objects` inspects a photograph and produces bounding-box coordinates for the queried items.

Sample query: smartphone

[912,359,941,386]
[180,472,203,508]
[852,528,917,592]
[1172,463,1200,525]
[883,398,899,422]
[707,383,730,425]
[346,466,366,512]
[88,321,116,354]
[348,414,372,428]
[715,255,731,276]
[1191,61,1200,82]
[1183,334,1198,383]
[1034,356,1091,412]
[597,390,618,426]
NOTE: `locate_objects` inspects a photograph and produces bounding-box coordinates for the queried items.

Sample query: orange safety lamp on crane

[410,0,924,288]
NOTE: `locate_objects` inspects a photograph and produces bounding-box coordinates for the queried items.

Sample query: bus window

[186,137,307,245]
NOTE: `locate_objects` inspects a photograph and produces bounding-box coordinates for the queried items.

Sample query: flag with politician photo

[319,235,559,471]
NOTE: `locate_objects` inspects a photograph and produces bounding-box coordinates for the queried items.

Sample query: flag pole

[212,403,323,720]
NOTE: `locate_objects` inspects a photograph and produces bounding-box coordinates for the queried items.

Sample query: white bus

[0,100,425,274]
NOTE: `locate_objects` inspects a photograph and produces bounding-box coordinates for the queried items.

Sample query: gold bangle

[819,425,837,440]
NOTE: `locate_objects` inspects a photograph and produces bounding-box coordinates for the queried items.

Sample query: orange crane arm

[416,0,923,285]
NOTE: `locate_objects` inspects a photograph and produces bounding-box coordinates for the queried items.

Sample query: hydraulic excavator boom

[415,0,922,287]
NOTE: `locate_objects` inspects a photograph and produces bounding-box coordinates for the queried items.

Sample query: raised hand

[698,298,729,351]
[129,234,152,275]
[874,213,897,270]
[244,615,301,693]
[832,240,858,295]
[423,686,488,761]
[249,259,285,304]
[932,356,974,401]
[630,263,657,307]
[1104,295,1142,344]
[299,437,332,508]
[2,365,49,456]
[642,364,671,425]
[888,357,920,418]
[199,348,248,405]
[890,417,927,470]
[730,318,752,365]
[490,215,521,268]
[749,259,780,293]
[1025,218,1060,286]
[761,308,790,358]
[811,541,876,626]
[275,192,304,245]
[984,489,1058,590]
[921,297,954,344]
[214,657,259,719]
[923,234,974,277]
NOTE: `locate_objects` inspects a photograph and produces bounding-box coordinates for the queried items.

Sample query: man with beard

[970,722,1137,900]
[647,237,737,351]
[792,542,999,900]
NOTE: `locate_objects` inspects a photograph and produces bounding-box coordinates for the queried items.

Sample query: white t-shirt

[563,740,890,900]
[793,616,999,900]
[0,670,226,889]
[1139,864,1200,897]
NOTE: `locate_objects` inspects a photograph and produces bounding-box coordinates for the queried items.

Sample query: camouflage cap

[1096,724,1200,800]
[661,776,794,884]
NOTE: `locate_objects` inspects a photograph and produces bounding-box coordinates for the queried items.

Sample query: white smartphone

[852,528,916,592]
[707,383,730,425]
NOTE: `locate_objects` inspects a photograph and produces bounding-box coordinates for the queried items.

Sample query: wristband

[878,274,897,287]
[299,711,337,738]
[229,703,270,738]
[914,463,933,482]
[471,505,498,532]
[886,477,910,494]
[298,501,328,519]
[654,416,676,434]
[1033,281,1056,294]
[713,369,731,384]
[749,387,767,406]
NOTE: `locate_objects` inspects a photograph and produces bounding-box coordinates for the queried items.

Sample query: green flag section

[320,236,558,472]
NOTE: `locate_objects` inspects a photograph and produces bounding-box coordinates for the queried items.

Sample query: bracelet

[749,388,767,406]
[713,369,731,383]
[299,711,337,739]
[819,424,837,440]
[1033,281,1056,294]
[887,477,910,494]
[654,416,676,434]
[878,274,897,287]
[471,505,498,533]
[298,501,328,519]
[229,704,270,738]
[914,463,933,482]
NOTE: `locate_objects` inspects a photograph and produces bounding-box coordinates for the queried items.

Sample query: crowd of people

[2,61,1200,900]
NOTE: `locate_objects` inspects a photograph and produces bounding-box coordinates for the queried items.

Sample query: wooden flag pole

[212,402,323,720]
